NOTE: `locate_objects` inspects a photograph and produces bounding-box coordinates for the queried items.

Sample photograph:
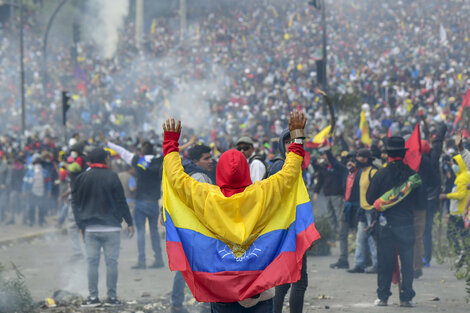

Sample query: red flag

[403,124,422,171]
[454,90,470,124]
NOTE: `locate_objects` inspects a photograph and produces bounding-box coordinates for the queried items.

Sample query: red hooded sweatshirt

[163,131,304,197]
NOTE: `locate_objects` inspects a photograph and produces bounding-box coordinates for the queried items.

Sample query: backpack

[249,154,269,179]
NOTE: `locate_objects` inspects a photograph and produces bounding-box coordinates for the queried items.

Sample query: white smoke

[86,0,129,59]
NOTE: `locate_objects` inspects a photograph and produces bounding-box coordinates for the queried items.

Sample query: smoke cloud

[86,0,129,59]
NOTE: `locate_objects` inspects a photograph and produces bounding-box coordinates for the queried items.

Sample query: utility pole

[321,0,327,91]
[309,0,328,91]
[180,0,186,41]
[135,0,143,46]
[20,0,25,135]
[42,0,68,97]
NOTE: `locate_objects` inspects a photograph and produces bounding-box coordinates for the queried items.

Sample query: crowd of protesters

[1,0,470,141]
[0,0,470,311]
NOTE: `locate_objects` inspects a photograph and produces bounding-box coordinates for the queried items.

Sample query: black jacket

[131,155,163,203]
[72,166,133,230]
[420,123,447,200]
[366,160,424,226]
[313,150,347,197]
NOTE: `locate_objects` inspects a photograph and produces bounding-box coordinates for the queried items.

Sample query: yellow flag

[360,110,372,146]
[312,125,331,144]
[151,19,157,34]
[406,99,413,112]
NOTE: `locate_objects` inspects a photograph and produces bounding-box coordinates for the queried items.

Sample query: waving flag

[454,90,470,124]
[403,124,422,171]
[162,152,320,303]
[306,125,331,148]
[359,109,372,146]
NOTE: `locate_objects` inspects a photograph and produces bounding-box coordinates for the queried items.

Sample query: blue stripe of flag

[165,201,314,273]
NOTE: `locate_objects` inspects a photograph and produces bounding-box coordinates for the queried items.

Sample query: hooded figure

[440,155,470,216]
[439,154,470,257]
[268,128,291,175]
[161,116,320,311]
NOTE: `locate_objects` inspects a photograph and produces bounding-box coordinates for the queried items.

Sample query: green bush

[0,263,35,313]
[433,212,470,298]
[308,216,333,256]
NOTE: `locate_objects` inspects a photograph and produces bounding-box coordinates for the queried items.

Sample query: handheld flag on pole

[403,124,422,172]
[306,125,331,148]
[454,90,470,124]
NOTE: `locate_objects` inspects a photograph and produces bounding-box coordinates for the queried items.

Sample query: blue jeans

[211,299,273,313]
[172,271,185,306]
[354,212,377,269]
[85,231,121,299]
[134,200,162,265]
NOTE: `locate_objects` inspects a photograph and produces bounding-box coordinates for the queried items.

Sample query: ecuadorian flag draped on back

[162,151,320,303]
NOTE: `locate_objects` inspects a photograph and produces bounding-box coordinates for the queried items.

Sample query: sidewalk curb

[0,228,64,248]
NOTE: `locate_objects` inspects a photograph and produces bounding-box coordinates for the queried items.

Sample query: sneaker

[104,297,122,306]
[131,263,146,269]
[374,299,387,306]
[171,305,190,313]
[400,300,415,307]
[364,266,377,274]
[330,260,349,269]
[347,266,364,273]
[414,269,423,279]
[81,296,101,307]
[422,257,430,267]
[149,259,164,269]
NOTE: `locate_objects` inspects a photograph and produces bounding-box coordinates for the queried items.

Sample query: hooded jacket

[268,128,291,175]
[182,158,213,184]
[161,131,319,303]
[446,154,470,216]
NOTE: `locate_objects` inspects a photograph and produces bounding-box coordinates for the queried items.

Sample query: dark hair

[188,144,211,161]
[142,141,154,155]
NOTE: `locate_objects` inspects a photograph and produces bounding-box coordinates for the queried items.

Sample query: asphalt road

[0,228,468,313]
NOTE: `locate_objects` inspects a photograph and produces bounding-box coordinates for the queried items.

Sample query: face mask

[71,151,78,159]
[452,164,460,174]
[346,162,356,172]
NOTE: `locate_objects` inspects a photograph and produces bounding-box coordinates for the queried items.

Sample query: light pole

[309,0,328,91]
[42,0,68,96]
[20,0,25,135]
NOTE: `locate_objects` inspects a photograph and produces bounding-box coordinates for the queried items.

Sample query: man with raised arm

[161,112,320,313]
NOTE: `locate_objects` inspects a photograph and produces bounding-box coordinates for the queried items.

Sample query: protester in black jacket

[421,124,446,266]
[71,147,134,307]
[105,136,164,269]
[366,137,424,308]
[325,149,361,270]
[313,148,347,254]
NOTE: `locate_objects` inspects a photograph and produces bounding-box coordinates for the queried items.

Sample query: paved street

[0,222,468,313]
